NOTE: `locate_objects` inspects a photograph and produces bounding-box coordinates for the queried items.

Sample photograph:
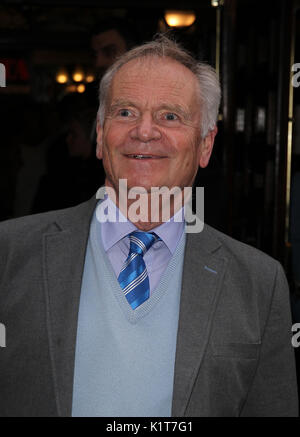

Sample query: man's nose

[129,112,161,142]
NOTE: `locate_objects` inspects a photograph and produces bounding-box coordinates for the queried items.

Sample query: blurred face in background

[91,29,127,74]
[66,120,92,159]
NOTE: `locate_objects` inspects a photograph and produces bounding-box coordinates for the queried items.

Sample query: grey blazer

[0,196,298,416]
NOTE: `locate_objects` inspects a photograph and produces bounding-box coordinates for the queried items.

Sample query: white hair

[98,34,221,138]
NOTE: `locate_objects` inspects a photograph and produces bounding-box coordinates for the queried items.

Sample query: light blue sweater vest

[72,214,186,417]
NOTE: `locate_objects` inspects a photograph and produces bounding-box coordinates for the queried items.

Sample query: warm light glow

[73,72,84,82]
[56,68,68,84]
[211,0,224,6]
[85,74,95,83]
[72,66,84,82]
[66,84,77,93]
[77,83,85,93]
[164,10,196,28]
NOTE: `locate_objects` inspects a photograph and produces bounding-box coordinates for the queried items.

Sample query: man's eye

[164,113,178,121]
[119,109,132,117]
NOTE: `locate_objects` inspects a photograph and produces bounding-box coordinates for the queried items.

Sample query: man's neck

[105,183,187,231]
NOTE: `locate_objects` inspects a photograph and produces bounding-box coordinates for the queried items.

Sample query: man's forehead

[114,56,196,81]
[109,56,199,103]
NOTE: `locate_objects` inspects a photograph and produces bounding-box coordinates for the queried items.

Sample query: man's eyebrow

[108,99,137,112]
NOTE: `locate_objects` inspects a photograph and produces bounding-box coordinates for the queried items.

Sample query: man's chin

[107,177,185,195]
[127,185,153,194]
[122,180,162,194]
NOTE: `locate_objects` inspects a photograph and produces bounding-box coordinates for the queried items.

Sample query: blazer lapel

[43,197,97,416]
[172,227,228,416]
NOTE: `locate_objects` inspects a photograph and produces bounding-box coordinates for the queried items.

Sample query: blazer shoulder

[0,198,97,287]
[202,223,283,281]
[0,196,97,238]
[0,197,96,261]
[0,206,72,237]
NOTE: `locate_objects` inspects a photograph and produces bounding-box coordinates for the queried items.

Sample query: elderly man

[0,36,298,417]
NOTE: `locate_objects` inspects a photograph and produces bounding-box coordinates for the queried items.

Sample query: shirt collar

[98,194,185,255]
[150,207,185,254]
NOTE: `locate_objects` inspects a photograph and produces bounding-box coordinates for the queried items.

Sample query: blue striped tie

[118,231,159,310]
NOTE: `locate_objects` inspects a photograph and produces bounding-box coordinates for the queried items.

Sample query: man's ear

[199,125,218,168]
[96,121,103,160]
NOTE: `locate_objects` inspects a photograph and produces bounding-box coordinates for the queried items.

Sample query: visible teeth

[132,155,152,159]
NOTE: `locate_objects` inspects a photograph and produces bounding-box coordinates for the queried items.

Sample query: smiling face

[96,56,217,194]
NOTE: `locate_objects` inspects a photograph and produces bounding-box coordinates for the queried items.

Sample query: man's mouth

[125,154,166,159]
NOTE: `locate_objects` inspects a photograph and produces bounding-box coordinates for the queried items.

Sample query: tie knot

[129,231,159,256]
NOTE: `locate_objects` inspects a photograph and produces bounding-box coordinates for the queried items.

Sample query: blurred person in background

[32,106,102,212]
[91,17,137,76]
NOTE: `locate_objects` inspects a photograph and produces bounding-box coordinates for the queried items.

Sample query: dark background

[1,0,300,409]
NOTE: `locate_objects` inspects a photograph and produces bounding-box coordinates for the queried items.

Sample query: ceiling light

[85,73,95,83]
[164,10,196,28]
[56,68,68,84]
[72,66,84,82]
[211,0,224,7]
[77,84,85,93]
